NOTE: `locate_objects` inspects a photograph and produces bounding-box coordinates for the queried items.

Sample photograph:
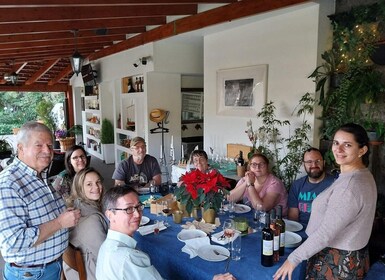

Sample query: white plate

[211,230,241,245]
[285,231,302,248]
[234,204,251,214]
[140,216,150,226]
[197,245,230,262]
[177,229,207,242]
[283,219,303,232]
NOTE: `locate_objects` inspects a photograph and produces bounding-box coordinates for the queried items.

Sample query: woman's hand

[244,171,255,186]
[273,259,296,280]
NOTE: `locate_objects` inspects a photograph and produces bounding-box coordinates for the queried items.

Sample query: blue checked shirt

[0,157,68,265]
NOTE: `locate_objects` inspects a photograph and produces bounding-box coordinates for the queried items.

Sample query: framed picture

[216,65,268,116]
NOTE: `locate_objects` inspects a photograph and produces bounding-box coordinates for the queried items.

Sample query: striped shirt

[0,157,68,265]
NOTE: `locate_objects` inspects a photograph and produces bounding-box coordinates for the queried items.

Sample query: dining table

[135,202,307,280]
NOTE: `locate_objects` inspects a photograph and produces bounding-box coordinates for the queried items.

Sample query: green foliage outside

[0,91,65,135]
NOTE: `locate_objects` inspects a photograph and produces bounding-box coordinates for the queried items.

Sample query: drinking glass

[231,230,242,261]
[223,219,235,250]
[217,191,226,215]
[228,200,235,218]
[255,204,266,231]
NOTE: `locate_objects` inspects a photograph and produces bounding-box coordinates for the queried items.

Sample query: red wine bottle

[269,208,280,262]
[261,212,274,267]
[276,205,286,256]
[237,151,245,166]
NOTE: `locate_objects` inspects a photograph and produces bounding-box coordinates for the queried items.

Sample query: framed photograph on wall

[216,64,268,116]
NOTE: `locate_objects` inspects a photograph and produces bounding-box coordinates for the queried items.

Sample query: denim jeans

[3,258,62,280]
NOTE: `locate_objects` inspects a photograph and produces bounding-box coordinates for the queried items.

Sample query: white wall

[203,2,324,157]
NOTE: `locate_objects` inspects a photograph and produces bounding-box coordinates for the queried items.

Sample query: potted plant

[100,118,115,164]
[174,169,230,223]
[68,124,83,144]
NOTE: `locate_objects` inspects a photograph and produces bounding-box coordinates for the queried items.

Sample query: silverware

[213,249,231,272]
[213,249,230,258]
[218,233,226,241]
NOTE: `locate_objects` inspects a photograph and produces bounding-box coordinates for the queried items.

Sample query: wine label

[273,236,280,251]
[280,232,285,247]
[262,240,273,256]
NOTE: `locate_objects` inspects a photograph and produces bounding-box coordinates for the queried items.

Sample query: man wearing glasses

[96,186,236,280]
[288,148,335,227]
[96,186,163,279]
[113,136,161,190]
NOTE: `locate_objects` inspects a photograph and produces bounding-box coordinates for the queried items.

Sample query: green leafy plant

[67,125,83,137]
[100,119,114,144]
[250,93,315,190]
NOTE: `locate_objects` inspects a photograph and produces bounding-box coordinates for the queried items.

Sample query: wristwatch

[247,182,254,188]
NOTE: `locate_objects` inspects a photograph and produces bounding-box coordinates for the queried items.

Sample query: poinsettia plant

[175,169,231,214]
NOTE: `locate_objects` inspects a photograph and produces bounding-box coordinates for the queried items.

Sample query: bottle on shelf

[237,151,245,166]
[269,208,280,263]
[276,205,286,256]
[261,211,274,267]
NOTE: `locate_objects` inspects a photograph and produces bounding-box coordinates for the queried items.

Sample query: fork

[213,250,231,272]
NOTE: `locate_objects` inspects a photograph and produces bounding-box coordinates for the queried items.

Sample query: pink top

[240,173,288,216]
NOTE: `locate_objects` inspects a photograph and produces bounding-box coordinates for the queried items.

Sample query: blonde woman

[63,167,108,280]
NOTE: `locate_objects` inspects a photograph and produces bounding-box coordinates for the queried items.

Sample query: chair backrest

[62,244,87,280]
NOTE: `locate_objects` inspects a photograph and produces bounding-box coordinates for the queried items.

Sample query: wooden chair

[61,244,87,280]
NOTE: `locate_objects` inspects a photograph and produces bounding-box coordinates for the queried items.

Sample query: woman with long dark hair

[274,123,377,280]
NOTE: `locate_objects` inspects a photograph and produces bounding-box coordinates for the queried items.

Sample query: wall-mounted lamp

[4,72,18,85]
[133,56,152,67]
[70,30,84,76]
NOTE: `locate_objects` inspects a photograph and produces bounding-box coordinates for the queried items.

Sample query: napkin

[181,220,216,234]
[181,236,210,258]
[137,221,167,236]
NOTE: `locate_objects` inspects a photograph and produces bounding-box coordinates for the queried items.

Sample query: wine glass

[162,200,171,227]
[228,200,235,218]
[217,191,226,215]
[223,219,235,250]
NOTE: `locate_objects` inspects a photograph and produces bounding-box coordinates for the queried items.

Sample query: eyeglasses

[303,159,322,166]
[249,162,266,168]
[71,155,86,161]
[109,204,145,214]
[131,145,146,150]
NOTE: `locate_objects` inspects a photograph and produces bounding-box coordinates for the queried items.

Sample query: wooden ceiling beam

[0,35,124,50]
[0,17,166,35]
[48,64,74,86]
[0,83,69,92]
[90,0,309,60]
[0,0,235,4]
[0,44,108,58]
[24,58,60,85]
[0,27,145,44]
[0,5,197,22]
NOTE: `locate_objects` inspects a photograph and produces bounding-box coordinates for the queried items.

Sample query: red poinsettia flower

[175,169,231,213]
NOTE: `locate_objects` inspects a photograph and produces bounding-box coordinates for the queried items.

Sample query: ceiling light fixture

[70,30,84,76]
[4,72,18,85]
[4,60,18,85]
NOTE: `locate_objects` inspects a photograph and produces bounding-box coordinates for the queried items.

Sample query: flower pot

[177,201,190,218]
[58,137,75,152]
[202,208,216,224]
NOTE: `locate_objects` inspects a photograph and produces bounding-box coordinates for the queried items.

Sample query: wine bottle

[269,208,280,262]
[276,205,286,256]
[237,151,245,166]
[261,212,274,267]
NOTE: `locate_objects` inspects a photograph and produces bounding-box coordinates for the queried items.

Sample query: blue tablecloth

[135,208,306,280]
[365,261,385,279]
